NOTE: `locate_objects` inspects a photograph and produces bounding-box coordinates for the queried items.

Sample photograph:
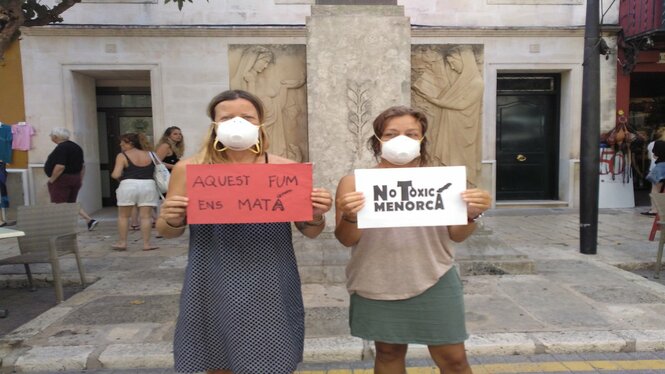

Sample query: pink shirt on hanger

[12,122,35,151]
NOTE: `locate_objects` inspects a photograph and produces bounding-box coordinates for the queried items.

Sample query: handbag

[149,152,170,195]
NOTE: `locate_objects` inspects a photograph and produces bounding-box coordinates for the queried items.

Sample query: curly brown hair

[367,106,430,166]
[120,132,152,151]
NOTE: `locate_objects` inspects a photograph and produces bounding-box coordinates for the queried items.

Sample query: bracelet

[467,213,484,223]
[342,214,357,224]
[304,215,325,227]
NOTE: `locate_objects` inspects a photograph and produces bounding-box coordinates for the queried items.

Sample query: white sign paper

[354,166,468,228]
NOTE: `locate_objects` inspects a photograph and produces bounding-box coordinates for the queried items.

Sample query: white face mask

[215,117,260,151]
[379,135,422,165]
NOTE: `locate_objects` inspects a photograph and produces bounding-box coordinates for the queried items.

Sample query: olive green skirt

[349,268,468,345]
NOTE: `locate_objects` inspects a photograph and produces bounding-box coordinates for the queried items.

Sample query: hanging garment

[0,125,13,163]
[12,122,35,151]
[0,161,10,209]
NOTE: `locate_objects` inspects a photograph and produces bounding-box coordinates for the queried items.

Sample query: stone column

[306,4,411,189]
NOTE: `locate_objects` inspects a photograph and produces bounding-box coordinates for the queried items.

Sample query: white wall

[42,0,599,28]
[69,72,102,214]
[21,32,308,210]
[24,0,622,208]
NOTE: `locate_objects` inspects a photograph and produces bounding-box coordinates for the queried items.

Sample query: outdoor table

[0,227,26,318]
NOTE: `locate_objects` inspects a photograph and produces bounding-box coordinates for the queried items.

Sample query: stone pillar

[306,4,411,189]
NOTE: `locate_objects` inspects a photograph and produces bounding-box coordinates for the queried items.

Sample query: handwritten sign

[186,163,313,224]
[354,166,467,228]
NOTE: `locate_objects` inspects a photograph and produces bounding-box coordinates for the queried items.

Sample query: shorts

[48,173,82,203]
[349,268,468,345]
[116,179,159,207]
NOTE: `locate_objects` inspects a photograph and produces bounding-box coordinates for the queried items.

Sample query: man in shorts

[45,127,98,230]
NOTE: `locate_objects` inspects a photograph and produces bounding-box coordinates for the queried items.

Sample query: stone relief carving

[346,80,372,155]
[229,45,308,161]
[411,44,484,187]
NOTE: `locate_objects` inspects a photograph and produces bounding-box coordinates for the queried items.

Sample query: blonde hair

[157,126,185,158]
[194,90,269,164]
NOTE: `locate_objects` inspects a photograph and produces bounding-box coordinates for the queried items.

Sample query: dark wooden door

[496,75,559,200]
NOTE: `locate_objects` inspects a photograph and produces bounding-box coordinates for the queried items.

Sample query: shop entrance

[96,88,153,206]
[628,73,665,207]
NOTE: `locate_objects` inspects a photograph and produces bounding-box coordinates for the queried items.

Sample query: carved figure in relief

[412,45,483,186]
[230,46,306,161]
[411,47,448,152]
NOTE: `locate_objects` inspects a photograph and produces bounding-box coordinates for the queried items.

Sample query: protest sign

[186,163,313,224]
[354,166,467,228]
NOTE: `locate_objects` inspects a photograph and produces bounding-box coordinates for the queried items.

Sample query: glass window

[97,94,152,108]
[497,77,556,93]
[119,116,154,145]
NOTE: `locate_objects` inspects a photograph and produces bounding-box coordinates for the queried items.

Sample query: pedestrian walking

[643,127,665,216]
[334,106,491,374]
[157,89,332,374]
[45,127,98,230]
[110,132,160,251]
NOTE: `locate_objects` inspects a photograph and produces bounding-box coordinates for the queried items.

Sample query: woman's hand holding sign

[449,188,492,242]
[158,195,189,238]
[334,175,366,247]
[296,187,333,239]
[461,188,491,221]
[311,187,333,217]
[338,191,365,220]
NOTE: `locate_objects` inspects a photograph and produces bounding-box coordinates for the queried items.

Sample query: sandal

[130,225,140,231]
[143,246,159,251]
[111,244,127,251]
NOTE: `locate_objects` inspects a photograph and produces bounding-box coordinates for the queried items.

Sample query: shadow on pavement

[0,286,81,336]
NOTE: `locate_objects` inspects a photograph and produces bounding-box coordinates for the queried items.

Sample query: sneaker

[87,219,99,231]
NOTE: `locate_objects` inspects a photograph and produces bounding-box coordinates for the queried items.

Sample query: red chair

[650,214,660,241]
[649,184,665,241]
[651,193,665,278]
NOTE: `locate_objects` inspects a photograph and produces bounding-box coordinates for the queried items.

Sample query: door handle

[516,154,527,162]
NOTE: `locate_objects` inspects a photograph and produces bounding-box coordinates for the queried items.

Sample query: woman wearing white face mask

[157,90,333,374]
[335,106,491,374]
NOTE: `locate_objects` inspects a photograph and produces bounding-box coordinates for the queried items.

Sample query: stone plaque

[411,44,484,187]
[229,45,308,162]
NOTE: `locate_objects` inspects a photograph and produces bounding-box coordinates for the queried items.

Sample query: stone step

[495,200,570,209]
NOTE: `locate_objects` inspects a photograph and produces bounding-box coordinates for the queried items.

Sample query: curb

[5,330,665,372]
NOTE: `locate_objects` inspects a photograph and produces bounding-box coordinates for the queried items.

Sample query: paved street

[2,206,665,372]
[19,352,665,373]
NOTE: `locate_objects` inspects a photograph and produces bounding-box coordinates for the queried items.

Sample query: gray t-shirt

[346,225,455,300]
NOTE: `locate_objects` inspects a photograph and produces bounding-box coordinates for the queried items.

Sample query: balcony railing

[620,0,665,40]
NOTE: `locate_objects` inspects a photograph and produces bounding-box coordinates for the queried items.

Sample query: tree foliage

[0,0,81,59]
[0,0,203,59]
[164,0,192,11]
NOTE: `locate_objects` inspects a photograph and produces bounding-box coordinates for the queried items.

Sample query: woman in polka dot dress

[157,90,333,374]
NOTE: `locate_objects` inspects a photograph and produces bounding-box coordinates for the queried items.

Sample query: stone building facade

[16,0,619,217]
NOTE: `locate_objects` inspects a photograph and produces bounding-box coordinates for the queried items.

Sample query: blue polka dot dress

[173,223,304,373]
